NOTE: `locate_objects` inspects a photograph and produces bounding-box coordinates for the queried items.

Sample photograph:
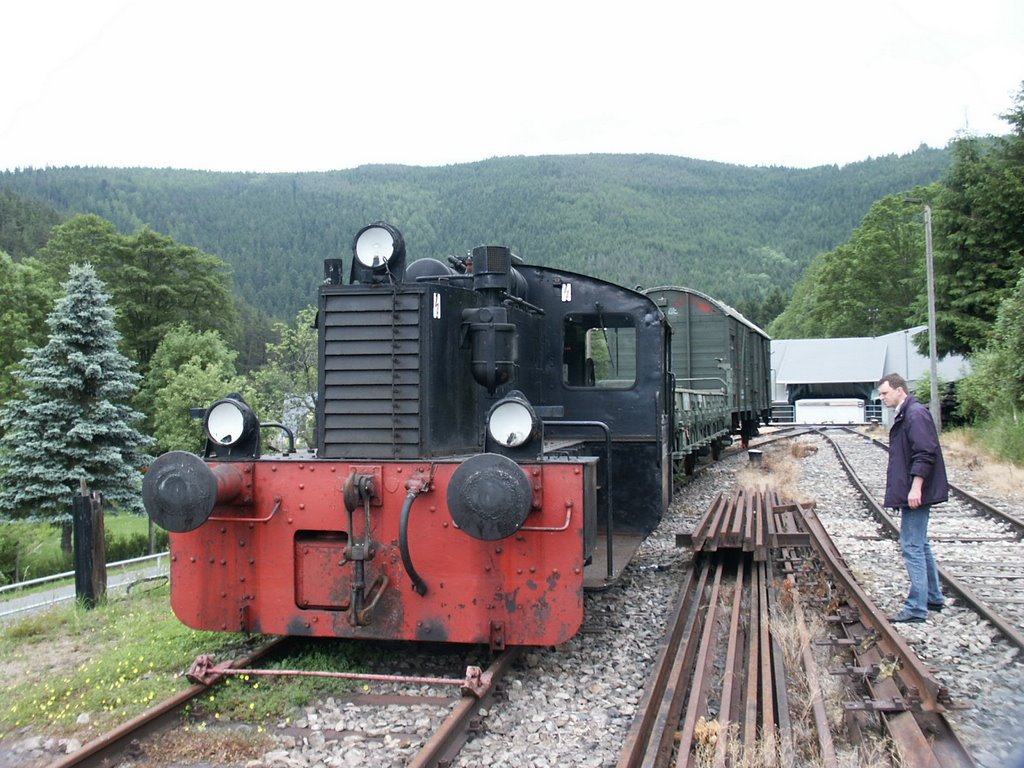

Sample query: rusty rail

[407,647,521,768]
[48,637,289,768]
[620,487,977,768]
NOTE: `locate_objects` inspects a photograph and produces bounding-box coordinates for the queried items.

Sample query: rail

[618,487,975,767]
[47,638,288,768]
[821,428,1024,654]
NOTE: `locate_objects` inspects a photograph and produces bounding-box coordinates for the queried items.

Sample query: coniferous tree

[0,264,152,522]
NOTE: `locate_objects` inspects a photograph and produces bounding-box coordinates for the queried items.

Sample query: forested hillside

[1,149,951,322]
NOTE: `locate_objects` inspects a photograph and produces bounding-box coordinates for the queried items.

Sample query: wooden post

[72,480,106,608]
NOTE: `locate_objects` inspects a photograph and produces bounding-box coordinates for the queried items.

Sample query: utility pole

[903,198,941,431]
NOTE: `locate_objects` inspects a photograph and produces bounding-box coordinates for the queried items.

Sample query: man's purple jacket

[884,394,949,509]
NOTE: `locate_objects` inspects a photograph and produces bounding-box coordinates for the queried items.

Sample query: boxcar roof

[645,285,769,339]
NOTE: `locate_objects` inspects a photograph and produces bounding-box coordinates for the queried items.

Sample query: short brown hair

[878,373,908,392]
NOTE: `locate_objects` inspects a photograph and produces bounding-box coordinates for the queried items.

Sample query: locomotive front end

[143,223,598,648]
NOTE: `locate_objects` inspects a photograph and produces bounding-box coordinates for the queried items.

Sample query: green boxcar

[645,286,771,465]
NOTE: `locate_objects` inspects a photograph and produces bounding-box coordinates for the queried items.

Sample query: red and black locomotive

[143,222,678,648]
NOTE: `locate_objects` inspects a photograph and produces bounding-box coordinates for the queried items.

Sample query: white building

[771,326,970,425]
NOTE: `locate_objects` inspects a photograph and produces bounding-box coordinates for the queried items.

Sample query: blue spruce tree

[0,263,152,522]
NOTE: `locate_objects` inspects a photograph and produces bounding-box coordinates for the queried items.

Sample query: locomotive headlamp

[487,391,538,448]
[206,399,251,446]
[350,221,407,284]
[202,395,261,458]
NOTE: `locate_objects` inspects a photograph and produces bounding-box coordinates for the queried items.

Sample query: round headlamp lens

[488,400,534,447]
[206,401,245,446]
[354,226,396,268]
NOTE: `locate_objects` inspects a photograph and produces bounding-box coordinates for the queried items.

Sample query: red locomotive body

[167,458,594,647]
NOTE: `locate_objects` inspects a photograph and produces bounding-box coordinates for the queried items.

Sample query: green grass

[0,583,259,739]
[0,583,382,750]
[184,640,367,726]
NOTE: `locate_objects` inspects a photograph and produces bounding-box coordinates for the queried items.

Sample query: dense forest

[0,149,952,326]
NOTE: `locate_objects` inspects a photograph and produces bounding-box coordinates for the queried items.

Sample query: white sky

[2,0,1021,173]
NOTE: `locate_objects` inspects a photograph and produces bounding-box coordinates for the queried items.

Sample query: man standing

[877,373,948,622]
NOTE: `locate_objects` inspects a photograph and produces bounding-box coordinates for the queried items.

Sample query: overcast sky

[2,0,1021,173]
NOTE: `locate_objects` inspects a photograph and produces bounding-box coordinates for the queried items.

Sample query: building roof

[773,337,887,384]
[772,326,971,387]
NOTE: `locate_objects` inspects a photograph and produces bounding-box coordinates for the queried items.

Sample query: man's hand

[908,476,924,509]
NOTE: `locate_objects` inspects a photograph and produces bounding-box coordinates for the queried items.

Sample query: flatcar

[143,222,672,649]
[644,286,772,474]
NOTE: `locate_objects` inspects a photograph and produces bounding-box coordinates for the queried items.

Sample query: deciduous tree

[0,253,60,400]
[140,323,246,453]
[249,306,318,450]
[37,214,240,369]
[934,83,1024,356]
[768,193,929,338]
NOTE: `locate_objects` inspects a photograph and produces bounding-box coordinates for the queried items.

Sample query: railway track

[617,487,974,768]
[46,638,290,768]
[821,427,1024,652]
[7,434,1023,767]
[779,428,1024,767]
[43,640,520,768]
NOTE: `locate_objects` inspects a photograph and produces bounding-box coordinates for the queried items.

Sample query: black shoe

[889,612,926,623]
[927,602,945,612]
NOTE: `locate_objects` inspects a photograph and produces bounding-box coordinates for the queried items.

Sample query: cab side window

[563,313,637,388]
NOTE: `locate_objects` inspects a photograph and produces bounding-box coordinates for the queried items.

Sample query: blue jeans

[899,505,944,617]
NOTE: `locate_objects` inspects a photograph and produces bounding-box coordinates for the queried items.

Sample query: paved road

[0,558,170,622]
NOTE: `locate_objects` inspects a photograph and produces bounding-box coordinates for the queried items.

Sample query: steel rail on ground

[843,426,1024,537]
[794,502,977,767]
[48,637,289,768]
[406,647,522,768]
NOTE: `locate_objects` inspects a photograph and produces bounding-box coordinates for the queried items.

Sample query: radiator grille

[320,291,422,458]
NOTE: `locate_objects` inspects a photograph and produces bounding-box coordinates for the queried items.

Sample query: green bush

[103,526,169,562]
[0,518,169,586]
[972,414,1024,465]
[0,523,69,585]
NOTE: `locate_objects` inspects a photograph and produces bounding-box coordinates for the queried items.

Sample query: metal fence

[0,551,170,619]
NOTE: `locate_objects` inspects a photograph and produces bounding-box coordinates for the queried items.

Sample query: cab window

[563,313,637,388]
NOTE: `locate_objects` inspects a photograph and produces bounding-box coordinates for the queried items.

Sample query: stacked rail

[620,487,975,768]
[684,487,810,560]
